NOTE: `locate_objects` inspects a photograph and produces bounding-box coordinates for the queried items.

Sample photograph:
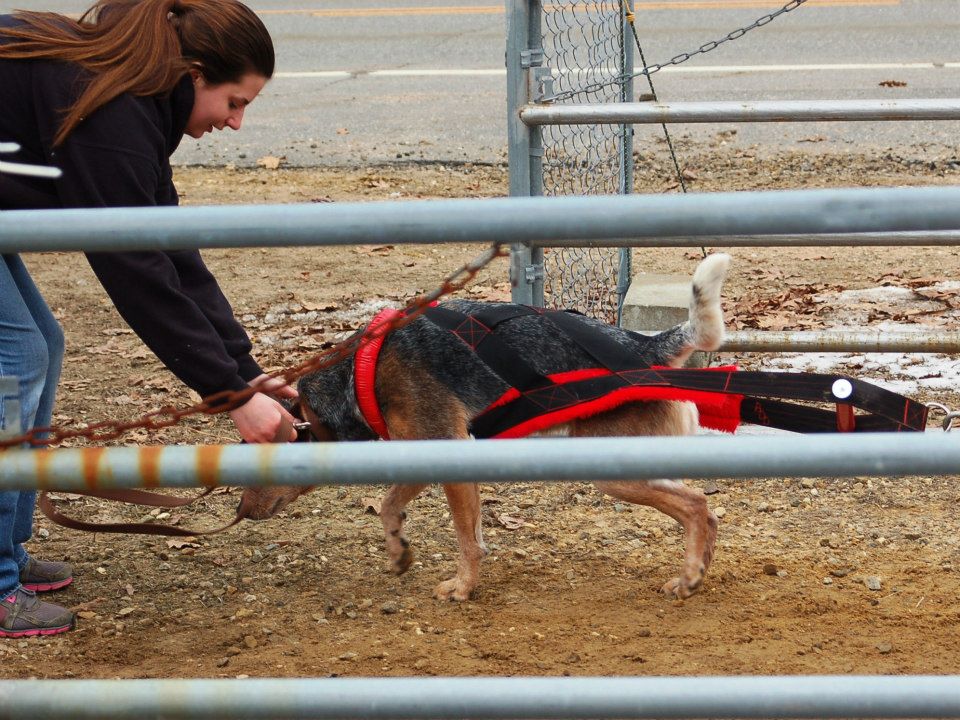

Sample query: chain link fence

[540,1,628,323]
[537,0,809,323]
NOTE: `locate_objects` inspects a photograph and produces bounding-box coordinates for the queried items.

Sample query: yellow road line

[258,1,898,18]
[262,6,499,15]
[628,0,898,7]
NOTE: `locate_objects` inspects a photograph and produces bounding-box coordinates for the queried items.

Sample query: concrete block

[621,273,707,368]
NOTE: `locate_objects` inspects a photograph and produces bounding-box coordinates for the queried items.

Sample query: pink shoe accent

[21,577,73,593]
[0,622,72,638]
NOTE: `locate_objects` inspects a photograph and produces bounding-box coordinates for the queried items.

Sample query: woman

[0,0,296,637]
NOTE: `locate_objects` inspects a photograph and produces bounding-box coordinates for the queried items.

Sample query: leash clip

[926,402,960,432]
[291,420,316,442]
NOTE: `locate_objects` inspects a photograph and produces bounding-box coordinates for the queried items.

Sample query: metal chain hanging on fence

[542,0,810,105]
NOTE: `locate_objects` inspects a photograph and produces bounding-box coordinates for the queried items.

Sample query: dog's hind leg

[576,401,717,600]
[594,478,717,599]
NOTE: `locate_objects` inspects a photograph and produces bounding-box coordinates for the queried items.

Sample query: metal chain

[542,0,810,104]
[0,243,508,449]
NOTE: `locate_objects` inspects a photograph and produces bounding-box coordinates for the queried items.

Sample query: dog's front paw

[434,577,474,602]
[387,537,414,575]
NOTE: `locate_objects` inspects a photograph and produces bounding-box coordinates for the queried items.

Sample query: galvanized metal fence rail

[4,675,960,720]
[1,433,959,493]
[6,186,960,252]
[7,188,960,355]
[521,98,960,126]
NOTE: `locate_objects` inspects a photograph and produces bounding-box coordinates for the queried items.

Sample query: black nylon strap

[470,304,544,328]
[543,308,647,372]
[423,306,555,392]
[531,312,926,428]
[647,370,927,430]
[471,369,927,438]
[740,397,920,434]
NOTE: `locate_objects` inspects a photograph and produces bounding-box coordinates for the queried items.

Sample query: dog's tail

[663,253,730,367]
[687,252,730,351]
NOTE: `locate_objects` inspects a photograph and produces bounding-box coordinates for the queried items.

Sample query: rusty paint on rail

[33,449,54,492]
[139,446,163,489]
[253,442,285,488]
[81,447,105,491]
[196,444,224,489]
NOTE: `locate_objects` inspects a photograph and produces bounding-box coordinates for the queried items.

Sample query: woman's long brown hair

[0,0,274,146]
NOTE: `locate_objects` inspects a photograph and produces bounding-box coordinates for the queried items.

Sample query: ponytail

[0,0,274,146]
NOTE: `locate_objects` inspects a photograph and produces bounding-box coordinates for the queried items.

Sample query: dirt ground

[5,137,960,679]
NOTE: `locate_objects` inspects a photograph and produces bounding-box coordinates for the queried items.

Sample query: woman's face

[185,70,267,139]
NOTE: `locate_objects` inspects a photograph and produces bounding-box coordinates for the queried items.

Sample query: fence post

[506,0,545,306]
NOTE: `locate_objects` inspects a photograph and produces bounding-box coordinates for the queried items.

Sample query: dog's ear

[304,422,335,442]
[297,397,337,442]
[280,397,304,419]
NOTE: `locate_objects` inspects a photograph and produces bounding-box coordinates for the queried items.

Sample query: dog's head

[238,394,332,520]
[239,360,375,520]
[240,483,314,520]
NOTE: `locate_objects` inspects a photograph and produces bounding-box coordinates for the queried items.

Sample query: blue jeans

[0,254,64,598]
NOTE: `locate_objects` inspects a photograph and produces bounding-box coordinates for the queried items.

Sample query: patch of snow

[741,283,960,402]
[335,298,399,326]
[828,286,917,303]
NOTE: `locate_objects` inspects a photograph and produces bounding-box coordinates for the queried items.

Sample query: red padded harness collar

[354,308,401,439]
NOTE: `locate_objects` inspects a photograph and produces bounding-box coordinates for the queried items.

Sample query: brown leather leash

[37,487,236,537]
[37,418,303,537]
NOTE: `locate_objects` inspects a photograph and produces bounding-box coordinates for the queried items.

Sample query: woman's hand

[229,374,299,444]
[229,391,298,443]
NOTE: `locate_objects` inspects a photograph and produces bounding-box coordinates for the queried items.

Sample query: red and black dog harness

[355,305,928,440]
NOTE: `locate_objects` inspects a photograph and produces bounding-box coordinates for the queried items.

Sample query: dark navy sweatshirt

[0,14,262,400]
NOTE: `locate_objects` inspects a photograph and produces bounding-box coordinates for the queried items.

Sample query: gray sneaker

[20,557,73,592]
[0,588,75,638]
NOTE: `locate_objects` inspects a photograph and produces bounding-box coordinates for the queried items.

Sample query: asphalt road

[3,1,960,166]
